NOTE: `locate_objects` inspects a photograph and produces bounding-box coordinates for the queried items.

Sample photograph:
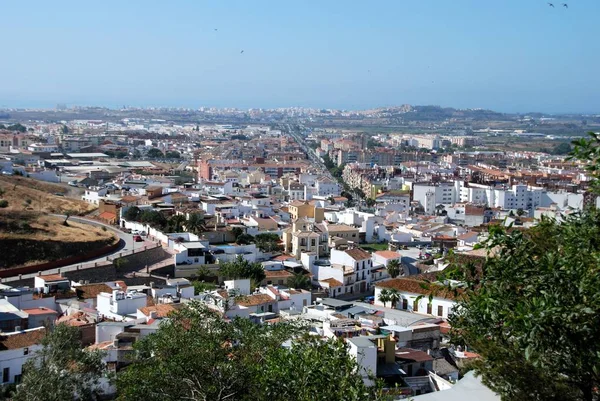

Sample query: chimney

[148,310,158,321]
[15,326,21,332]
[113,339,119,348]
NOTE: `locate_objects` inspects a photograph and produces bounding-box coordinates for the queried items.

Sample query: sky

[0,0,599,113]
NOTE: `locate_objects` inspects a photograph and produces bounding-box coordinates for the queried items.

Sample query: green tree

[219,255,266,284]
[365,198,376,207]
[192,281,217,294]
[0,200,8,208]
[388,289,401,309]
[13,324,109,401]
[448,212,600,401]
[230,226,244,240]
[167,214,186,232]
[287,272,311,290]
[254,233,283,253]
[139,210,167,229]
[552,141,571,155]
[258,336,382,401]
[516,208,526,217]
[7,123,26,132]
[186,213,203,234]
[116,302,302,401]
[165,151,181,159]
[235,233,254,245]
[386,259,401,278]
[123,206,141,221]
[378,288,391,307]
[132,149,142,159]
[146,148,164,158]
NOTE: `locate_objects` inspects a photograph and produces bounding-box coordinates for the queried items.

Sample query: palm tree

[186,213,203,234]
[389,289,401,309]
[387,259,402,278]
[378,288,392,308]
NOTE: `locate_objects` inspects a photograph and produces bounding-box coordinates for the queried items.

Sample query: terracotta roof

[138,304,183,318]
[345,248,371,260]
[374,250,402,260]
[396,348,434,363]
[264,270,294,279]
[76,284,113,299]
[98,212,116,220]
[326,224,359,232]
[120,196,140,203]
[0,329,45,350]
[37,274,66,282]
[22,308,58,316]
[236,294,275,307]
[376,277,461,301]
[319,277,343,288]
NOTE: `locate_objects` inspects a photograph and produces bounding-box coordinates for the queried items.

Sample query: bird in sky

[562,3,568,8]
[214,28,218,31]
[240,50,244,54]
[548,2,554,7]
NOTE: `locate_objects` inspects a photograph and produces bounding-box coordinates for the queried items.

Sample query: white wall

[0,344,42,385]
[348,339,377,386]
[374,287,456,318]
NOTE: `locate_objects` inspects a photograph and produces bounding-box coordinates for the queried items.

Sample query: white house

[96,290,147,321]
[374,277,457,319]
[0,328,44,386]
[82,186,109,205]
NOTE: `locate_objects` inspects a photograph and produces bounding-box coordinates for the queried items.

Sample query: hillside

[0,175,95,215]
[0,211,117,269]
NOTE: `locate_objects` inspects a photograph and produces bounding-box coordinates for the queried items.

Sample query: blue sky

[0,0,598,113]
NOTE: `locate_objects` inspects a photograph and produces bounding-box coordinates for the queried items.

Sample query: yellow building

[282,218,329,259]
[288,200,324,223]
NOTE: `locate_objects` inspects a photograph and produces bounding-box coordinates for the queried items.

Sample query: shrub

[0,200,8,208]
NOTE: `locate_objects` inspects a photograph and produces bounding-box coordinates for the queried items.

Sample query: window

[413,300,419,312]
[3,367,9,383]
[23,347,29,356]
[437,305,443,316]
[427,303,432,314]
[311,239,316,246]
[14,374,21,385]
[402,299,408,310]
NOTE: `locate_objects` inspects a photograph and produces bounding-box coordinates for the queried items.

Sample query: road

[282,123,366,206]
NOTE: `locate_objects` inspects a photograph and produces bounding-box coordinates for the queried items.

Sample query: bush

[0,200,8,208]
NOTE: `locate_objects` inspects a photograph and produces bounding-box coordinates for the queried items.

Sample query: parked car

[133,235,143,242]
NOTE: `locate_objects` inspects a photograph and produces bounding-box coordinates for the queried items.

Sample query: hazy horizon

[1,1,599,114]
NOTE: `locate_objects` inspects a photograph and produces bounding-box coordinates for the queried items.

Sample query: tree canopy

[146,148,164,158]
[219,255,266,284]
[448,209,600,401]
[13,324,109,401]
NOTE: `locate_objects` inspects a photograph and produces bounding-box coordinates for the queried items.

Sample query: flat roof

[318,298,354,308]
[66,153,109,158]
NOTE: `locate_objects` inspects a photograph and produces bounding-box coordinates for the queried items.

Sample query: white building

[374,278,457,319]
[0,328,44,385]
[96,290,147,320]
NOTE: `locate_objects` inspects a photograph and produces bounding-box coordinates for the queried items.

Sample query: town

[0,110,598,399]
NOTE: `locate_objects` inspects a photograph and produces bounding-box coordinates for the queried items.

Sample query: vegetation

[0,175,94,215]
[386,259,401,278]
[192,281,217,294]
[378,288,391,308]
[219,255,266,285]
[165,150,181,159]
[12,324,109,401]
[0,199,8,208]
[253,233,283,253]
[117,303,382,401]
[287,272,312,290]
[146,148,164,158]
[6,123,26,132]
[445,135,600,400]
[0,212,116,268]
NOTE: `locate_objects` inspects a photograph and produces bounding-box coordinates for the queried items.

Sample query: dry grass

[0,211,117,268]
[0,176,96,215]
[0,211,115,242]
